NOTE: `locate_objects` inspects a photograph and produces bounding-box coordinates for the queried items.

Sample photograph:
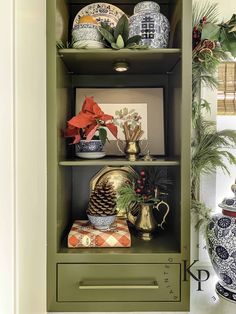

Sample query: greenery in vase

[99,15,148,50]
[191,1,236,229]
[117,168,172,211]
[64,96,118,145]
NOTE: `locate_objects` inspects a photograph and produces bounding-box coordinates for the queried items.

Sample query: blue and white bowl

[76,140,103,153]
[87,215,116,230]
[72,23,102,43]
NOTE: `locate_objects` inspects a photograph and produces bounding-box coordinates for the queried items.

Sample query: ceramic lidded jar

[129,1,170,48]
[206,182,236,302]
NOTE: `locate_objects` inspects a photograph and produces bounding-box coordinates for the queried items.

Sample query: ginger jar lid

[134,1,160,14]
[218,182,236,212]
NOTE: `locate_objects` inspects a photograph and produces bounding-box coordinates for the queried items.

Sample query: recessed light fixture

[114,61,129,72]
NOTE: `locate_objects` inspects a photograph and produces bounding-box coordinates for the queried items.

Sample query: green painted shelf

[67,0,171,3]
[59,157,180,166]
[58,48,181,75]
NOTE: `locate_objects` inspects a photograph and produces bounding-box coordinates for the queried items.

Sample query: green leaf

[126,43,136,49]
[99,128,107,145]
[228,25,236,33]
[99,27,115,44]
[114,14,129,42]
[100,22,114,35]
[219,27,236,57]
[128,44,149,49]
[226,14,236,28]
[116,35,125,48]
[126,35,142,46]
[111,42,120,50]
[201,23,220,41]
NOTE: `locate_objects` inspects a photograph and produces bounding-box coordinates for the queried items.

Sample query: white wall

[0,1,15,314]
[216,116,236,208]
[0,0,47,313]
[14,0,47,311]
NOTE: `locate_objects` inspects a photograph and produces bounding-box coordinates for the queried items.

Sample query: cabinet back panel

[71,166,180,233]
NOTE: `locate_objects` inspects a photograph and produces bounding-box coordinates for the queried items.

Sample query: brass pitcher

[127,201,170,240]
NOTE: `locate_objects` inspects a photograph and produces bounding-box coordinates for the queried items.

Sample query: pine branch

[191,200,212,232]
[192,0,219,28]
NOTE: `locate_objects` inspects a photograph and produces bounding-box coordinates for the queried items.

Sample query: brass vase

[117,140,141,161]
[127,201,170,240]
[124,141,141,161]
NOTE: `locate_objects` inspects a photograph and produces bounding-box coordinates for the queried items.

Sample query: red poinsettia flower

[64,96,118,144]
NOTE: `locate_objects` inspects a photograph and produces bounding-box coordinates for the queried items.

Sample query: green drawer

[57,263,180,302]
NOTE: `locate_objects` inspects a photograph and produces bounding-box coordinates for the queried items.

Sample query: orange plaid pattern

[68,219,131,248]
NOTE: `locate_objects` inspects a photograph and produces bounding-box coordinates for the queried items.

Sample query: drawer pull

[77,280,159,290]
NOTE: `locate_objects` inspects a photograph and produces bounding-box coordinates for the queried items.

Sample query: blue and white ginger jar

[129,1,170,48]
[206,182,236,302]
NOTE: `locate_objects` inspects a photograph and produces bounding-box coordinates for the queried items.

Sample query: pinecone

[87,181,117,216]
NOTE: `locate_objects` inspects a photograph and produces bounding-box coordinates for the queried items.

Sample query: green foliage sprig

[117,168,172,213]
[116,184,143,211]
[191,1,236,229]
[202,14,236,57]
[193,1,236,57]
[99,15,148,50]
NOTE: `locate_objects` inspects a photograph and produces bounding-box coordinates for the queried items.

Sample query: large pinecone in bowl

[87,181,117,216]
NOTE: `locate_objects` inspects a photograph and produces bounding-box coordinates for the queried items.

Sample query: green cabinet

[58,263,180,302]
[47,0,192,311]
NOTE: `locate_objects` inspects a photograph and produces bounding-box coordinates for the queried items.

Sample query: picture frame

[75,87,165,156]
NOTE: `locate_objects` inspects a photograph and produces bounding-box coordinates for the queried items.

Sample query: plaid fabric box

[68,219,131,248]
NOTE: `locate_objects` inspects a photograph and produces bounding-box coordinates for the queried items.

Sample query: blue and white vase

[206,182,236,302]
[129,1,170,48]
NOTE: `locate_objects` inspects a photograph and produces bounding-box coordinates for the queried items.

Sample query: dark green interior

[67,0,182,48]
[56,0,183,257]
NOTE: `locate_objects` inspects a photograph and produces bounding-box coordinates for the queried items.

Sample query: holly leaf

[99,127,107,145]
[99,27,115,44]
[201,23,220,41]
[114,14,129,42]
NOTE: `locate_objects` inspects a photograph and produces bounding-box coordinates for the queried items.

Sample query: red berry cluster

[135,170,155,201]
[193,26,201,49]
[192,16,207,49]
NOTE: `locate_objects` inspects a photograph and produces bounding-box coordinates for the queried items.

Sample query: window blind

[217,62,236,115]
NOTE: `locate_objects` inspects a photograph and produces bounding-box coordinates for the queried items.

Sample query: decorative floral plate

[73,2,125,28]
